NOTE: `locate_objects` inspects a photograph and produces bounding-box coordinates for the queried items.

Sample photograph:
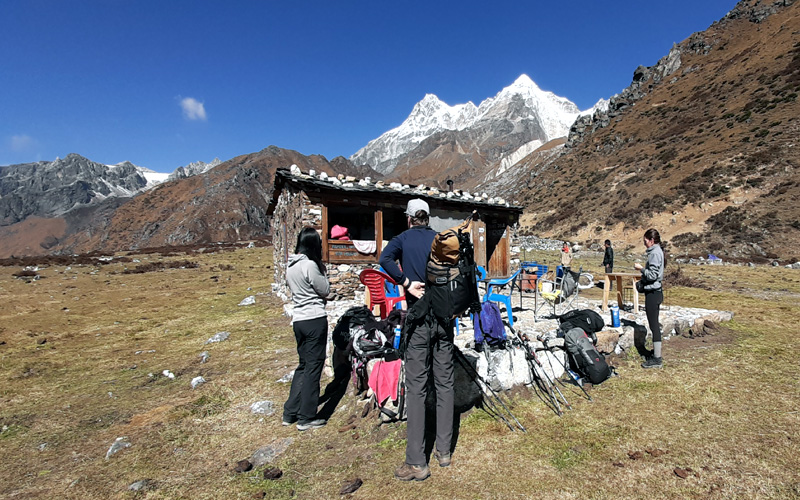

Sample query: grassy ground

[1,246,799,499]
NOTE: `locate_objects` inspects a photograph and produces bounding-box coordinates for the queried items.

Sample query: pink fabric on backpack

[368,359,402,406]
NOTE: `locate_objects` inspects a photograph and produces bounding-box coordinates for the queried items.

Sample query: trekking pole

[507,329,561,415]
[533,344,572,411]
[465,303,525,431]
[529,345,570,413]
[453,352,519,432]
[507,326,566,415]
[455,349,526,432]
[454,349,527,432]
[538,335,593,402]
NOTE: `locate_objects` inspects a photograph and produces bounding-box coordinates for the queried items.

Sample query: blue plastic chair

[482,268,521,327]
[536,265,548,280]
[379,266,403,311]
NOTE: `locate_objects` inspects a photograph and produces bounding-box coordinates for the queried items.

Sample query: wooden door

[472,220,487,269]
[487,225,510,278]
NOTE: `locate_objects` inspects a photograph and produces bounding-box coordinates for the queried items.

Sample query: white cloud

[9,134,37,152]
[179,97,207,121]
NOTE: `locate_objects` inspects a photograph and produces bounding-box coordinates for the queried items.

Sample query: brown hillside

[500,0,800,261]
[387,130,489,190]
[50,147,369,255]
[0,216,66,257]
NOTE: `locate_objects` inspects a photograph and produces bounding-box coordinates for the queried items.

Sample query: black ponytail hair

[295,227,325,274]
[643,228,661,245]
[644,228,667,267]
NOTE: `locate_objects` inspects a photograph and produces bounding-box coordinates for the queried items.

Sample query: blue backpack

[474,302,507,348]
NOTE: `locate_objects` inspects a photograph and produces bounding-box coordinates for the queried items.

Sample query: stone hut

[266,166,523,300]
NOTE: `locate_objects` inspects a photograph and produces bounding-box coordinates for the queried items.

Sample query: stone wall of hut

[271,186,317,298]
[271,187,372,302]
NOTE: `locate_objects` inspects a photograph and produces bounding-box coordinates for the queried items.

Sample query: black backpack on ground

[563,327,613,385]
[558,309,605,343]
[332,306,378,350]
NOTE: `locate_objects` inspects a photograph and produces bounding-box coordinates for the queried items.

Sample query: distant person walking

[560,242,573,271]
[634,228,665,369]
[283,227,331,431]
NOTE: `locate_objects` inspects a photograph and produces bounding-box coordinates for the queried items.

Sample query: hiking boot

[394,463,430,481]
[434,450,451,467]
[641,356,663,369]
[282,417,297,426]
[296,419,327,431]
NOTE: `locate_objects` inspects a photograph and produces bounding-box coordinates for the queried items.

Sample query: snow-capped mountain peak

[350,74,589,175]
[579,98,610,117]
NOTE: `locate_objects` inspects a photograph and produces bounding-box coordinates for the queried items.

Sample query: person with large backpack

[379,199,453,481]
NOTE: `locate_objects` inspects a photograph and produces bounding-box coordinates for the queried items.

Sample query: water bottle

[393,325,402,349]
[610,305,620,328]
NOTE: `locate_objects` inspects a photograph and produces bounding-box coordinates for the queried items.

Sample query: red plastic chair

[359,269,405,319]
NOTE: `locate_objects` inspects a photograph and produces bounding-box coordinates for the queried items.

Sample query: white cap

[405,198,429,217]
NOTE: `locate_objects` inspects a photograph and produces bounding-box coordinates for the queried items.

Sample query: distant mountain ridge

[0,146,376,257]
[350,74,593,181]
[167,158,222,181]
[0,154,147,225]
[0,154,224,227]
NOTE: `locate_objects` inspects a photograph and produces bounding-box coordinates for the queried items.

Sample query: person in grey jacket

[634,228,665,369]
[283,227,331,431]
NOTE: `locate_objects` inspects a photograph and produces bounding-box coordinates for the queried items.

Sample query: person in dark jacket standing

[380,199,453,481]
[634,228,665,369]
[283,227,331,431]
[603,239,614,289]
[603,239,614,274]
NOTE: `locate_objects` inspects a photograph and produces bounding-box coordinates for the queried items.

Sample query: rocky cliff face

[565,0,795,148]
[167,158,223,181]
[0,153,147,226]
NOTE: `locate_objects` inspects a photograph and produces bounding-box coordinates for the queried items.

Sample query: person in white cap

[380,199,455,481]
[380,198,433,301]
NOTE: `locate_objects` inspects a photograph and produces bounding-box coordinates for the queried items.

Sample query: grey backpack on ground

[563,327,613,385]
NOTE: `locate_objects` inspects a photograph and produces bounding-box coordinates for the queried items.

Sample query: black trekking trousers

[404,315,455,467]
[283,316,328,424]
[645,289,663,344]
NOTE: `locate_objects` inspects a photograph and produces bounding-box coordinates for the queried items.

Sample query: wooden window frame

[322,204,383,264]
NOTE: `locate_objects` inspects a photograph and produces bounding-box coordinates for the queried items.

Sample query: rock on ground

[251,438,294,468]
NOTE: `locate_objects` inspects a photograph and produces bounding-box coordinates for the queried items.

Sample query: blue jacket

[379,225,436,290]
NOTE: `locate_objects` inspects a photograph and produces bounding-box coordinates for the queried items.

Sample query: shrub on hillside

[664,265,710,290]
[121,260,199,274]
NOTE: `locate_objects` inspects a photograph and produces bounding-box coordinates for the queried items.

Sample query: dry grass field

[1,246,799,499]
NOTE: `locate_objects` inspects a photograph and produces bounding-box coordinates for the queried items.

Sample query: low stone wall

[316,295,733,393]
[327,264,371,302]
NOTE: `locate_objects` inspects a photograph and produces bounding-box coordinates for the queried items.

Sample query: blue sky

[1,0,737,172]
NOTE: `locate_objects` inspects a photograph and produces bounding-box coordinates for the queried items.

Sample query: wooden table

[602,272,642,313]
